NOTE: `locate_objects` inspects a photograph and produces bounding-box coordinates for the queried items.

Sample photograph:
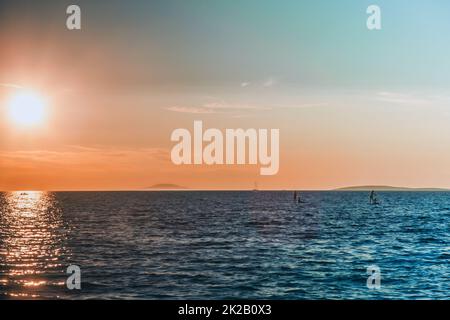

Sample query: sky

[1,0,450,190]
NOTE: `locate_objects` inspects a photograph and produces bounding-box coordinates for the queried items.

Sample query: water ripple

[0,191,449,299]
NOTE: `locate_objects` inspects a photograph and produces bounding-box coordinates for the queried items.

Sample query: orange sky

[2,1,450,191]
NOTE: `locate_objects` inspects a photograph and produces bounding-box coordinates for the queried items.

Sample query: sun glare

[7,90,47,127]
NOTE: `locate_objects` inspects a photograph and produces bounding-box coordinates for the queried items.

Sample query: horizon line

[2,186,450,192]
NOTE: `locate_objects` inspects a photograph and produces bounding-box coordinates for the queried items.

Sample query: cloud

[165,106,216,114]
[165,98,328,117]
[0,146,174,190]
[240,77,279,88]
[166,101,270,115]
[262,77,277,87]
[0,83,23,89]
[203,101,267,110]
[279,103,328,109]
[0,146,170,169]
[376,91,431,105]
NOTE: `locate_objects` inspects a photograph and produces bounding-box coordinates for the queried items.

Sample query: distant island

[334,185,449,192]
[146,184,187,190]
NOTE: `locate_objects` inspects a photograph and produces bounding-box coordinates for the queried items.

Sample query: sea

[0,191,449,299]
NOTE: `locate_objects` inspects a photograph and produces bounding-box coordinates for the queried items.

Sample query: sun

[7,90,47,127]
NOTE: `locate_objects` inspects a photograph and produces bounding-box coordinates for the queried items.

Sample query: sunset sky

[1,0,450,190]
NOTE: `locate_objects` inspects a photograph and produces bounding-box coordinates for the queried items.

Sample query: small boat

[297,192,306,204]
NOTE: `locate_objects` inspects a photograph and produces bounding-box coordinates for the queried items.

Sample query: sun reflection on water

[0,191,70,299]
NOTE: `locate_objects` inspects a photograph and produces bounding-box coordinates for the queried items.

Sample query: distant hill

[147,184,187,190]
[335,185,449,192]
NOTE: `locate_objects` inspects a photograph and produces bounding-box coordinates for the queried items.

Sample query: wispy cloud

[0,146,173,190]
[376,91,432,105]
[165,106,216,114]
[0,146,170,168]
[239,77,279,88]
[165,98,328,117]
[262,77,277,87]
[280,103,328,109]
[204,101,267,111]
[166,101,270,115]
[0,83,23,89]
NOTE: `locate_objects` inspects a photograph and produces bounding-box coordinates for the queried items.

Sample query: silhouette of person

[369,190,375,204]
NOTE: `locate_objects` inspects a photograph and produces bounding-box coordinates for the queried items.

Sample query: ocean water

[0,191,449,300]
